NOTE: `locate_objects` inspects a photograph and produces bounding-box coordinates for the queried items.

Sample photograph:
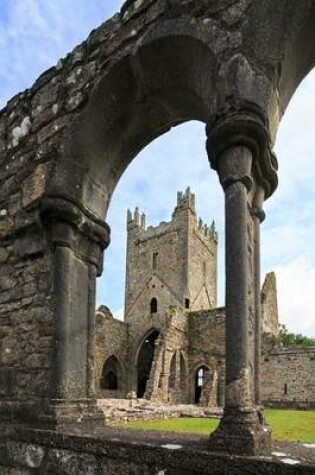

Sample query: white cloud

[260,68,315,336]
[274,257,315,336]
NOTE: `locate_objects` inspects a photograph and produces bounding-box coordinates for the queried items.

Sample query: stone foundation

[1,428,314,475]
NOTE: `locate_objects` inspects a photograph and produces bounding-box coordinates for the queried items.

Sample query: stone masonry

[95,190,315,409]
[1,0,315,469]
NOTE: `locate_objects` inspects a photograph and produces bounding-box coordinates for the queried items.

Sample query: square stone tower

[124,188,218,324]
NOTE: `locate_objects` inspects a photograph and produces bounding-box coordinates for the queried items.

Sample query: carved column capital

[206,107,278,199]
[40,195,110,273]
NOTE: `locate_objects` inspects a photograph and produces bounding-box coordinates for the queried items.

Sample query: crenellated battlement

[127,207,146,230]
[125,188,218,319]
[175,186,196,213]
[127,189,218,245]
[196,218,218,243]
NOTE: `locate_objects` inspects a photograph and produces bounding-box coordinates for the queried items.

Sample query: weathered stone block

[13,234,44,259]
[45,449,97,475]
[6,442,45,469]
[0,367,15,396]
[0,337,17,366]
[0,248,9,265]
[25,353,49,369]
[22,163,47,208]
[0,467,32,475]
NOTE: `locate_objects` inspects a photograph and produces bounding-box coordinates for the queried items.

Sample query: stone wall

[188,309,226,404]
[94,300,315,409]
[188,226,217,310]
[1,429,313,475]
[95,306,128,398]
[261,347,315,408]
[125,189,217,324]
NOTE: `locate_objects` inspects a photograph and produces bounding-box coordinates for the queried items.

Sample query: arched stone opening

[136,329,159,398]
[194,365,209,404]
[50,34,216,221]
[3,0,315,459]
[100,355,122,391]
[41,32,216,410]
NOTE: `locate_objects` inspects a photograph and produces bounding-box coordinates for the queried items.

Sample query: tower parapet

[127,207,146,231]
[124,188,218,319]
[173,187,196,217]
[197,218,218,243]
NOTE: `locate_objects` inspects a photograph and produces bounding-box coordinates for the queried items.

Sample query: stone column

[251,185,266,407]
[206,109,278,455]
[40,196,110,428]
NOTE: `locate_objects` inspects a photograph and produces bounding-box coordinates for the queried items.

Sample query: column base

[39,398,106,430]
[208,407,271,456]
[0,398,105,431]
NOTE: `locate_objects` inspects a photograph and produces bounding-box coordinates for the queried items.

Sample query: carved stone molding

[40,195,110,273]
[206,105,278,199]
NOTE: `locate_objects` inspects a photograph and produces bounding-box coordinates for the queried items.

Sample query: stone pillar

[206,109,278,455]
[175,350,181,403]
[251,186,266,407]
[40,196,110,428]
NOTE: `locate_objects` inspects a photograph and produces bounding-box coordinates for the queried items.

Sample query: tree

[279,324,315,348]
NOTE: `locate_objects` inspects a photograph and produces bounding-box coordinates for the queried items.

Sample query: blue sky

[1,1,314,337]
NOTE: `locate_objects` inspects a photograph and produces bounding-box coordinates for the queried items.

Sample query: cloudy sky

[1,1,314,337]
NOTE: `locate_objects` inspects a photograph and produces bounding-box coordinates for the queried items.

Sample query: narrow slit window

[150,297,158,313]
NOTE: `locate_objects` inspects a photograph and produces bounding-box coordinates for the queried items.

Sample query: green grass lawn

[126,409,315,443]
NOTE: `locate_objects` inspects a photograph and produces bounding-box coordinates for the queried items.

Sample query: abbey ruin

[95,188,315,409]
[1,0,315,473]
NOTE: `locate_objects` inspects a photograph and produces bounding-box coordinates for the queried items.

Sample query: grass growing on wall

[126,409,315,443]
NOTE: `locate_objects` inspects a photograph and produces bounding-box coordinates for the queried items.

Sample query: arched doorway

[137,330,159,398]
[100,355,121,390]
[194,365,209,404]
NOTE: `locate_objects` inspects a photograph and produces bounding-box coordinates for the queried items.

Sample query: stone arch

[190,361,210,404]
[45,31,217,409]
[47,33,217,221]
[5,0,315,454]
[135,328,160,398]
[194,364,210,404]
[100,354,124,391]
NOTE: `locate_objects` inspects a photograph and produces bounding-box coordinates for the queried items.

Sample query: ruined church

[95,188,315,408]
[3,0,315,468]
